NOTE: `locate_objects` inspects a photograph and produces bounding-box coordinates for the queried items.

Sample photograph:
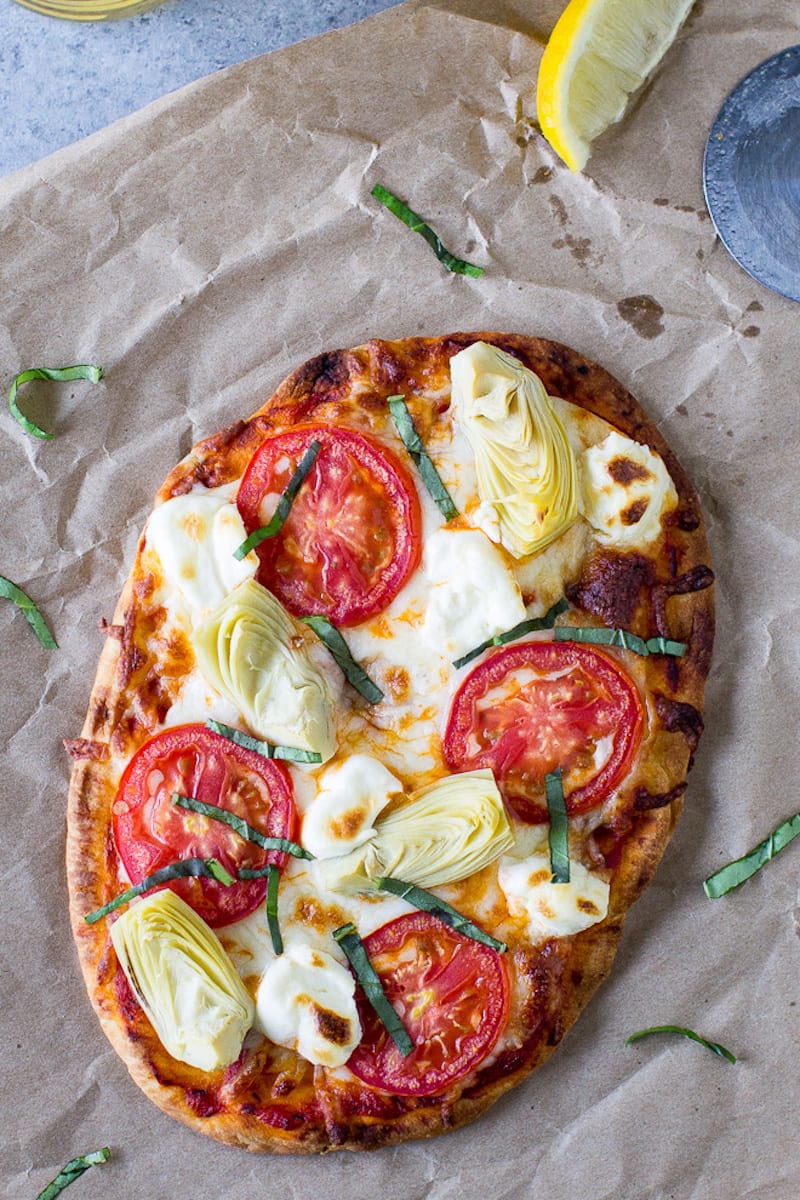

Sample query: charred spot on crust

[116,607,146,688]
[99,617,125,640]
[91,697,110,728]
[368,339,406,389]
[186,1088,223,1118]
[313,1005,352,1046]
[652,564,714,638]
[633,782,688,812]
[567,550,655,630]
[687,605,714,682]
[608,456,651,485]
[439,333,482,360]
[292,350,358,401]
[114,966,142,1026]
[620,498,649,526]
[64,738,108,762]
[674,504,701,531]
[654,693,704,762]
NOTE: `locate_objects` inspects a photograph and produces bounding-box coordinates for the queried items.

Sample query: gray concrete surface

[1,0,401,176]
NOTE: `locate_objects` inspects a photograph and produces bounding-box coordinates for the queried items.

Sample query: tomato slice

[443,639,644,822]
[112,724,298,927]
[236,424,422,627]
[346,912,509,1097]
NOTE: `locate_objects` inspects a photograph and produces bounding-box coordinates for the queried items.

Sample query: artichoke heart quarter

[109,890,254,1072]
[192,578,336,761]
[362,769,514,890]
[450,341,579,557]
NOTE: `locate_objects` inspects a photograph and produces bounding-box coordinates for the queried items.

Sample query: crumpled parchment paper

[2,3,799,1197]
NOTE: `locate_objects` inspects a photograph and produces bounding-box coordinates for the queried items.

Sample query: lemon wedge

[536,0,697,171]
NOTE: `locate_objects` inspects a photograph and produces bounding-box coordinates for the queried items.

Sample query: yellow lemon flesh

[536,0,697,172]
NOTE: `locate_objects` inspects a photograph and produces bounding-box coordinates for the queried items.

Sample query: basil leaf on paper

[703,812,800,898]
[625,1025,737,1063]
[371,184,483,277]
[35,1147,110,1200]
[9,364,102,440]
[0,575,57,648]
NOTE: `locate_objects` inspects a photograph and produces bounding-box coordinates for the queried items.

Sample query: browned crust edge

[66,332,714,1153]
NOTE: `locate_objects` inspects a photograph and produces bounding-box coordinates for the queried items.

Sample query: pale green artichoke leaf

[451,341,579,557]
[193,578,336,762]
[365,769,514,890]
[110,889,254,1072]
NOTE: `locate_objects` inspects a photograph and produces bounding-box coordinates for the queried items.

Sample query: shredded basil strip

[239,864,284,954]
[375,876,506,952]
[233,439,321,560]
[625,1025,737,1064]
[0,574,57,648]
[555,625,687,658]
[387,395,458,521]
[172,793,313,859]
[204,719,322,763]
[35,1147,111,1200]
[9,364,102,440]
[546,769,570,884]
[302,615,383,703]
[371,184,483,278]
[453,597,569,670]
[265,863,283,955]
[333,921,414,1056]
[84,858,232,925]
[703,812,800,898]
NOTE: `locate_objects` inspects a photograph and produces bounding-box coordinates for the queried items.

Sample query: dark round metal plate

[703,45,800,302]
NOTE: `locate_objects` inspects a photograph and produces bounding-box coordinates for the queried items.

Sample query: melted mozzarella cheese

[579,431,677,549]
[420,528,526,660]
[301,755,402,859]
[165,665,243,729]
[342,587,450,786]
[498,852,609,939]
[221,859,414,982]
[255,945,360,1067]
[146,486,257,612]
[142,391,677,1071]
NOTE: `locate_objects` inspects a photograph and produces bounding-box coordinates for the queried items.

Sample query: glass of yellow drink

[13,0,162,17]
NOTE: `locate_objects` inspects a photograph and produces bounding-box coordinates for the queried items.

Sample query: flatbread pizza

[66,332,713,1152]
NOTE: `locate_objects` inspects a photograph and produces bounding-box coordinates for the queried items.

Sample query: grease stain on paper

[552,234,591,264]
[652,197,710,220]
[549,195,568,226]
[548,195,592,265]
[617,295,665,339]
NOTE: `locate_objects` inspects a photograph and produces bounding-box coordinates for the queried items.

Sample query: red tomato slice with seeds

[346,912,509,1097]
[113,724,298,927]
[236,424,423,627]
[443,639,644,822]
